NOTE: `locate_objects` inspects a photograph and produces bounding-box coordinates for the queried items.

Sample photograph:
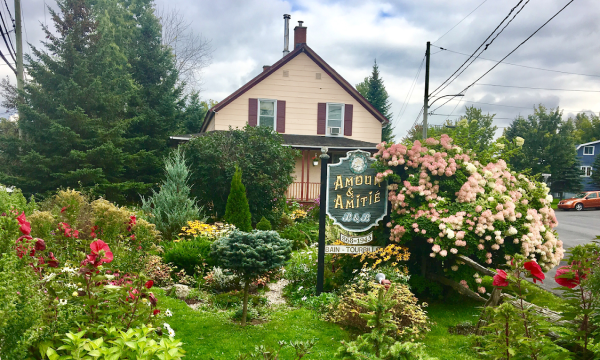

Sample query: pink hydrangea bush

[374,135,563,290]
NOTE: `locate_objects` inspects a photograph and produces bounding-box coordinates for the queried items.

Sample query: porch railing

[286,182,320,202]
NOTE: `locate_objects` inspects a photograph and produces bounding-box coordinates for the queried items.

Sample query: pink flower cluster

[375,136,563,274]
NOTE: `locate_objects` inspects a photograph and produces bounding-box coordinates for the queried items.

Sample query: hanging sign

[325,245,381,254]
[326,150,387,232]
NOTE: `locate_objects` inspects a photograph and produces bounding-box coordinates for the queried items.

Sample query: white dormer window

[327,103,344,136]
[258,99,276,131]
[583,146,594,155]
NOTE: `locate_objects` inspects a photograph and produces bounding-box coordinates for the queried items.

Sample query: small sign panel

[340,232,373,245]
[325,245,381,254]
[326,150,388,232]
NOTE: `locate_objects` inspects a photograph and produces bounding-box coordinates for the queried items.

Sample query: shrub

[256,216,272,230]
[232,306,259,322]
[203,266,240,292]
[163,237,213,276]
[212,290,267,309]
[278,222,318,249]
[144,255,174,287]
[328,282,430,341]
[184,125,297,224]
[224,166,252,232]
[141,148,204,240]
[212,230,291,325]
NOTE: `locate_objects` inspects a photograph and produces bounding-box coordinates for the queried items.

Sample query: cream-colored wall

[213,53,382,144]
[206,115,215,131]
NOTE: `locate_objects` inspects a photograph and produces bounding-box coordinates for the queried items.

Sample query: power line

[394,55,425,126]
[0,5,16,62]
[429,0,529,98]
[433,46,600,78]
[432,0,530,95]
[431,0,578,114]
[433,0,489,44]
[474,83,600,93]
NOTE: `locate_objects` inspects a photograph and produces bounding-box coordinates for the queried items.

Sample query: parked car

[557,191,600,211]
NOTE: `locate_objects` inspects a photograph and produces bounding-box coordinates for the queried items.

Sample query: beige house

[171,20,387,202]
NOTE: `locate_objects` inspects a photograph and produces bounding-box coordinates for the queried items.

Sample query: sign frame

[325,150,388,232]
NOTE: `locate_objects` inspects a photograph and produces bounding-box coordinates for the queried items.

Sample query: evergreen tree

[0,0,184,202]
[356,60,395,143]
[141,148,203,240]
[591,155,600,189]
[224,166,252,232]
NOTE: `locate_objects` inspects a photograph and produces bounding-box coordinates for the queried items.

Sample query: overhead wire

[430,0,531,98]
[428,0,528,98]
[433,0,490,44]
[393,55,425,126]
[474,83,600,93]
[0,4,16,62]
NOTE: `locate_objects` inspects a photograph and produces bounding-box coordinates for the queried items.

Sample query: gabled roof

[199,43,389,133]
[577,140,600,150]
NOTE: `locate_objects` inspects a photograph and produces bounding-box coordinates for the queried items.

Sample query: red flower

[493,269,509,287]
[34,238,46,251]
[153,309,160,316]
[149,292,157,306]
[72,229,79,239]
[524,261,545,284]
[16,212,27,224]
[82,240,113,268]
[60,206,69,213]
[129,215,136,226]
[47,252,59,268]
[90,226,98,238]
[555,266,585,289]
[15,235,33,258]
[145,280,154,289]
[16,213,31,236]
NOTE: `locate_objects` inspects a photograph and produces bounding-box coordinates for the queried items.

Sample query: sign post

[316,150,387,295]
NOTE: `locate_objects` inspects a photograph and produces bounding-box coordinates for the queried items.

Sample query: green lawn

[421,300,482,359]
[157,289,487,359]
[157,291,351,359]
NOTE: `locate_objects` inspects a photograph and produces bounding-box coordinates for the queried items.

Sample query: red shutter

[277,100,286,133]
[317,103,326,135]
[248,98,258,126]
[344,104,353,136]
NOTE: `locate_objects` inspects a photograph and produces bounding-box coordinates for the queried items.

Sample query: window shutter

[277,100,286,133]
[344,104,353,136]
[317,103,326,135]
[248,98,258,126]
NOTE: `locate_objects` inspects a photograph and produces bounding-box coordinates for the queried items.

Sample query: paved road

[538,208,600,293]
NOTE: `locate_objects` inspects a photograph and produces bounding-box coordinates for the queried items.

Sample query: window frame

[581,166,593,177]
[257,99,277,132]
[583,146,595,155]
[325,102,345,137]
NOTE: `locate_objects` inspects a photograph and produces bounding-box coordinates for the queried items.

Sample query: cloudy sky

[6,0,600,139]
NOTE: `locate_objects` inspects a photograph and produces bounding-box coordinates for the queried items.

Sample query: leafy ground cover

[156,290,351,359]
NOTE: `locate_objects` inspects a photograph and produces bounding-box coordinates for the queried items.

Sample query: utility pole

[422,41,430,140]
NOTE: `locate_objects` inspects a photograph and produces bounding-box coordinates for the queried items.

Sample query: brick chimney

[294,21,306,48]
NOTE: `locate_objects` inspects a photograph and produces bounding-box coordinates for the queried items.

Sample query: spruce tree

[591,154,600,189]
[356,60,395,143]
[141,148,203,240]
[224,166,252,232]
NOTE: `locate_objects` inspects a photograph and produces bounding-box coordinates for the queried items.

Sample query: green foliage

[232,307,260,322]
[236,340,317,360]
[211,230,291,325]
[256,216,272,230]
[142,148,204,240]
[591,155,600,189]
[570,112,600,144]
[184,125,298,224]
[0,254,46,359]
[336,285,434,359]
[42,326,185,360]
[224,166,253,232]
[163,237,213,276]
[0,185,36,256]
[212,291,266,309]
[278,221,319,249]
[505,105,582,196]
[356,60,394,142]
[0,0,184,203]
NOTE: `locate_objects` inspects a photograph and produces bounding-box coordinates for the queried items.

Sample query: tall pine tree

[0,0,184,202]
[356,60,395,143]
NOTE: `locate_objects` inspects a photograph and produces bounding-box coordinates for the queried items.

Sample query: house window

[581,166,592,177]
[583,146,594,155]
[258,99,276,131]
[327,103,344,136]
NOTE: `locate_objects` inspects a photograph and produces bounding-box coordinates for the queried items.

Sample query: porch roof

[169,131,379,150]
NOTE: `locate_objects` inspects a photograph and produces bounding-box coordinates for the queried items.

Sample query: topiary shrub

[211,230,291,325]
[141,148,204,240]
[256,216,272,231]
[163,237,213,276]
[224,166,252,232]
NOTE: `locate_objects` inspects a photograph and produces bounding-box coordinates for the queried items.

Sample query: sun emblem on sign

[349,153,368,174]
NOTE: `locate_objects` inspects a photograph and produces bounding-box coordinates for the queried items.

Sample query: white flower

[526,214,533,221]
[515,137,524,147]
[545,195,553,203]
[165,309,173,317]
[464,162,477,174]
[439,223,447,230]
[42,273,56,282]
[58,299,67,306]
[507,226,518,235]
[496,143,505,150]
[446,229,455,239]
[298,286,304,291]
[487,197,495,202]
[451,265,458,271]
[484,170,493,179]
[168,328,175,338]
[301,296,307,301]
[164,323,172,330]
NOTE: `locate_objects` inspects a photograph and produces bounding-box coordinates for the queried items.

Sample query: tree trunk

[242,279,250,326]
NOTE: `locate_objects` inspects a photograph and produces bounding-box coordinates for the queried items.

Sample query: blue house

[577,140,600,191]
